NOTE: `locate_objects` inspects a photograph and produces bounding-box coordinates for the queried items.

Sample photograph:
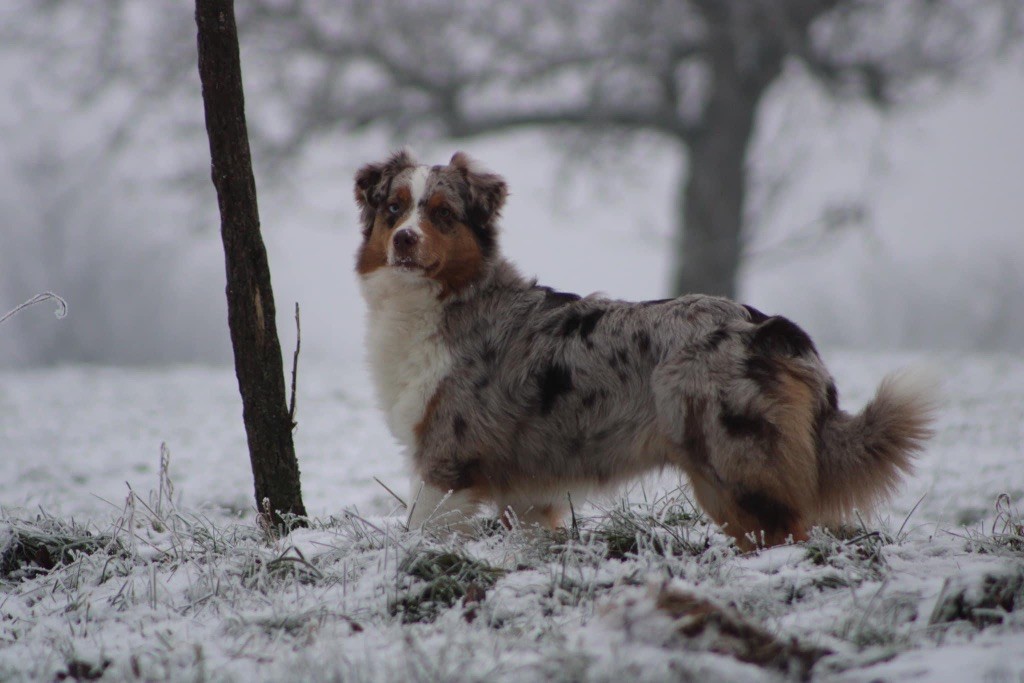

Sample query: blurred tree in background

[233,0,1022,298]
[0,0,1021,363]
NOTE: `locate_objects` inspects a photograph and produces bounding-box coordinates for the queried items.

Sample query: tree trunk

[671,85,761,299]
[195,0,307,527]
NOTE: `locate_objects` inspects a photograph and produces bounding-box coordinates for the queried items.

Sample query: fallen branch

[656,586,829,680]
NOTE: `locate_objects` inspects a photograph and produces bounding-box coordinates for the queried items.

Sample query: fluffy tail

[815,370,938,522]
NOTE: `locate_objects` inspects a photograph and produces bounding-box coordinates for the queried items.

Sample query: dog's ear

[449,151,508,228]
[354,149,416,237]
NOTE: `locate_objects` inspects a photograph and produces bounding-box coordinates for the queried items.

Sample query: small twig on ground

[266,545,324,580]
[568,492,579,541]
[405,482,424,532]
[289,302,301,429]
[0,292,68,325]
[157,443,175,519]
[259,497,276,536]
[844,530,882,546]
[344,510,387,537]
[896,493,928,541]
[374,477,408,509]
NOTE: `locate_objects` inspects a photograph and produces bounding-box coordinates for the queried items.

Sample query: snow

[1,351,1023,681]
[1,5,1022,678]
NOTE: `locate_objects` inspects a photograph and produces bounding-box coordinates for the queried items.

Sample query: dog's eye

[387,202,401,215]
[436,207,452,220]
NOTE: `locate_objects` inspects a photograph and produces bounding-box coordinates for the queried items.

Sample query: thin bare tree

[195,0,307,527]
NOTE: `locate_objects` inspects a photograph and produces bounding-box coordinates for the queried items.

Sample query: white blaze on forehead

[397,165,430,236]
[386,165,431,264]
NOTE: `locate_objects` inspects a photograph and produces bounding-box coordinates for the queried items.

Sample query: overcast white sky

[1,44,1022,365]
[258,59,1024,362]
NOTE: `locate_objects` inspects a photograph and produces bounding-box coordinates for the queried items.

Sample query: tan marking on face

[425,192,448,213]
[392,185,412,215]
[355,213,391,275]
[418,218,484,297]
[355,169,421,276]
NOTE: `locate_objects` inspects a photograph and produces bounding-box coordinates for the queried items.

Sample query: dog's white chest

[360,270,452,450]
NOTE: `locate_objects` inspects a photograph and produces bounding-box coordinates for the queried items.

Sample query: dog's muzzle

[391,228,420,267]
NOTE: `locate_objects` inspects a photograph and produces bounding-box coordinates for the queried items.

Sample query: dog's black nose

[393,229,419,253]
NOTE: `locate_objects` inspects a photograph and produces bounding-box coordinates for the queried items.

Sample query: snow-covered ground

[1,352,1023,681]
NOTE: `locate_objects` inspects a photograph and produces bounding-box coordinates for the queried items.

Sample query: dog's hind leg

[653,324,819,549]
[673,412,814,550]
[683,467,808,551]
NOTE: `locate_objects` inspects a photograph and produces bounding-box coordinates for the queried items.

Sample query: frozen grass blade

[373,477,408,510]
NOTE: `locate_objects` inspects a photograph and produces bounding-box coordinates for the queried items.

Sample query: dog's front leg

[406,479,479,533]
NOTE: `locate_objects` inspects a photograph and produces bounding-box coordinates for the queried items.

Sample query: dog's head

[354,150,507,297]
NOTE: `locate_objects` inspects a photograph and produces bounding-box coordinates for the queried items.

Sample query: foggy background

[1,1,1023,369]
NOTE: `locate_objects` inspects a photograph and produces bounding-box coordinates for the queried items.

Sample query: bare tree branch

[0,292,68,326]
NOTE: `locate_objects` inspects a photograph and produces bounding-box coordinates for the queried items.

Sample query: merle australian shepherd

[354,150,935,550]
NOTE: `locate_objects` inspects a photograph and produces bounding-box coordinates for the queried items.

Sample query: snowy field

[1,351,1023,681]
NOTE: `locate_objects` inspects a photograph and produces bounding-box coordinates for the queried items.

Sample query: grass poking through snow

[2,460,1023,681]
[391,549,505,624]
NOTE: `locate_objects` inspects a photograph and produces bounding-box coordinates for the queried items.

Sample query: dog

[354,150,936,549]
